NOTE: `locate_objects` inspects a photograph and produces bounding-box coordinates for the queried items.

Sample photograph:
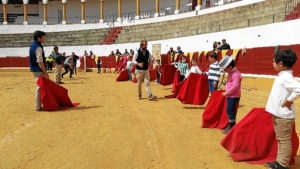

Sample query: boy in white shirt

[265,49,299,169]
[185,58,202,78]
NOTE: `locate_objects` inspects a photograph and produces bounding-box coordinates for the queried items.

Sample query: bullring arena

[1,0,300,168]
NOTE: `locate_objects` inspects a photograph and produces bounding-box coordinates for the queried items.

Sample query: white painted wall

[0,18,299,57]
[0,4,39,14]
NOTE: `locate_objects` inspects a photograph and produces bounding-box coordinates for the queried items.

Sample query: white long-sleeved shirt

[185,65,202,78]
[265,70,300,118]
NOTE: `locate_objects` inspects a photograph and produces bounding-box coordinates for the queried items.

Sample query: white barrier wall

[0,18,299,57]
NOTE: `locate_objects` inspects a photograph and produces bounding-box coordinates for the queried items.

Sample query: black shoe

[266,161,289,169]
[221,125,231,134]
[69,77,74,79]
[36,107,44,112]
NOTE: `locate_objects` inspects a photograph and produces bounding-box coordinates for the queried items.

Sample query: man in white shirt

[265,49,300,169]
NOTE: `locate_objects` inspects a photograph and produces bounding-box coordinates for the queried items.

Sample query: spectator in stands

[53,46,64,84]
[171,56,188,82]
[116,49,122,56]
[185,58,202,79]
[130,49,134,56]
[83,50,88,56]
[213,41,218,51]
[204,52,221,94]
[217,39,231,50]
[109,51,115,56]
[61,54,74,79]
[124,49,130,55]
[155,59,162,85]
[132,40,157,101]
[46,54,54,73]
[29,30,48,112]
[97,57,102,74]
[72,52,79,75]
[89,51,95,59]
[217,42,222,49]
[167,47,176,55]
[177,46,183,54]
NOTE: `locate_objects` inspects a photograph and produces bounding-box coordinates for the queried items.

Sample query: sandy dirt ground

[0,71,299,169]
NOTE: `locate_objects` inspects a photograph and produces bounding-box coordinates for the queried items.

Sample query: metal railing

[285,0,300,20]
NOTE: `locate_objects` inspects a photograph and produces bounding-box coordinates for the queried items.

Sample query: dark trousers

[127,69,132,80]
[73,64,77,74]
[226,97,240,122]
[97,64,101,73]
[47,62,53,71]
[156,72,161,83]
[180,75,185,82]
[62,65,73,78]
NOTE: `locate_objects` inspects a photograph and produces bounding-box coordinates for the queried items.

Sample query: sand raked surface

[0,71,299,169]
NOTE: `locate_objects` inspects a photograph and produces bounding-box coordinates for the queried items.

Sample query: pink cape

[37,76,80,111]
[220,108,299,165]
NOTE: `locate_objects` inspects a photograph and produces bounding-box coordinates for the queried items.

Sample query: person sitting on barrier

[109,50,115,56]
[171,56,188,82]
[217,39,231,50]
[176,46,183,54]
[124,49,130,56]
[185,58,202,79]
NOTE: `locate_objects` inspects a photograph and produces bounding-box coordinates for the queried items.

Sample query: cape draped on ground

[220,108,299,165]
[37,76,80,111]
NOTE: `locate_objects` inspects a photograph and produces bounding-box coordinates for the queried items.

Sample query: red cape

[220,108,299,165]
[201,90,235,130]
[116,70,129,81]
[160,64,177,86]
[172,71,181,93]
[176,73,209,105]
[37,76,79,111]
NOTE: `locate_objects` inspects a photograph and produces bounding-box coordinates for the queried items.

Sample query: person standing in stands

[53,46,64,84]
[29,30,48,112]
[124,49,130,55]
[132,40,157,101]
[72,52,79,75]
[46,54,54,73]
[97,57,102,74]
[218,39,231,50]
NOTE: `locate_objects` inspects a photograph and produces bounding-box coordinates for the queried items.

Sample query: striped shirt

[206,61,221,82]
[174,62,188,76]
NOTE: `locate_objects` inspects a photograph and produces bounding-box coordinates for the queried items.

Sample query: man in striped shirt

[172,56,189,82]
[204,52,221,94]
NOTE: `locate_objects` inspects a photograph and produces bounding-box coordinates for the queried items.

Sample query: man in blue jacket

[29,30,48,112]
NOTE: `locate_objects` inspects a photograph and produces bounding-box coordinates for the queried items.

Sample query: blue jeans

[156,72,160,84]
[127,69,132,80]
[226,97,240,122]
[208,80,218,94]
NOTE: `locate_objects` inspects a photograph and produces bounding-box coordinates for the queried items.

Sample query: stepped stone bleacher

[0,0,297,48]
[0,28,109,48]
[115,0,288,44]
